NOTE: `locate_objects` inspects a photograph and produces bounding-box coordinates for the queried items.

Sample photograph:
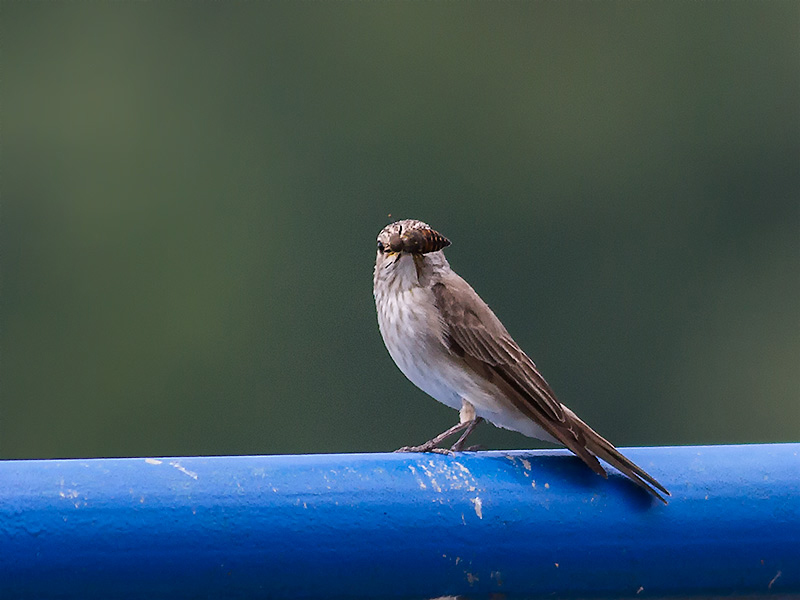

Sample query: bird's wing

[430,281,562,420]
[431,277,670,503]
[430,278,602,466]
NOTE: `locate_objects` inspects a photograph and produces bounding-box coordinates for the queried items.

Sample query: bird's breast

[374,280,465,411]
[375,284,441,366]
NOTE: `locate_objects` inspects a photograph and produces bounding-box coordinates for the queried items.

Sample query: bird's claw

[395,445,453,456]
[449,442,484,452]
[429,448,454,455]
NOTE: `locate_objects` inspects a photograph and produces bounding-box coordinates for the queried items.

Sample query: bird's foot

[395,444,453,456]
[460,444,485,452]
[396,417,485,455]
[449,417,485,451]
[450,442,485,452]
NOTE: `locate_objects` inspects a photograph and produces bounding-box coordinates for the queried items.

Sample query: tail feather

[564,410,670,504]
[582,425,670,504]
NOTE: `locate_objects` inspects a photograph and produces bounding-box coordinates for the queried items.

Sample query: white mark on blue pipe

[407,465,428,489]
[144,458,162,465]
[418,463,443,492]
[451,462,478,492]
[769,571,782,589]
[169,461,198,480]
[471,496,483,519]
[58,488,82,509]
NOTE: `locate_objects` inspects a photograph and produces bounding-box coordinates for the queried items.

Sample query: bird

[373,218,670,503]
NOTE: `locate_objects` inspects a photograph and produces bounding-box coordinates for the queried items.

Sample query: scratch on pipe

[144,458,163,465]
[768,571,782,590]
[169,461,198,480]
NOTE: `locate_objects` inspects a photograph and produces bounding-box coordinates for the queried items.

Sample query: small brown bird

[373,219,670,503]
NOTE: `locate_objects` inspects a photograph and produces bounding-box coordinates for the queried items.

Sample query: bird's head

[375,219,450,264]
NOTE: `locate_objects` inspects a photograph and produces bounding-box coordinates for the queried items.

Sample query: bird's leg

[395,399,484,455]
[450,417,484,451]
[395,421,472,454]
[450,399,481,451]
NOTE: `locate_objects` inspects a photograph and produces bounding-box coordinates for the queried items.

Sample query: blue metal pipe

[1,444,798,598]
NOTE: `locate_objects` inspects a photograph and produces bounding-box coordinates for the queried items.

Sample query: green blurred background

[2,1,798,460]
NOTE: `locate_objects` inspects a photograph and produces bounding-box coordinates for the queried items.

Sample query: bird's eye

[377,241,385,252]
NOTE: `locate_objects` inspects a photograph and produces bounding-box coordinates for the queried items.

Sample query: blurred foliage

[1,1,798,459]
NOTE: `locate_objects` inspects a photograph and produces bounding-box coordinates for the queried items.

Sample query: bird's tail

[572,412,671,504]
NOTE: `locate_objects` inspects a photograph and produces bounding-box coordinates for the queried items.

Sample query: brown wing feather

[431,282,561,418]
[432,278,670,503]
[431,280,603,470]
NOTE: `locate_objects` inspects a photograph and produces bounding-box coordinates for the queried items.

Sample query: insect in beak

[401,228,450,254]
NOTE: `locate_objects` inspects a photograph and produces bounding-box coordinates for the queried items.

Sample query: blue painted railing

[1,444,798,598]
